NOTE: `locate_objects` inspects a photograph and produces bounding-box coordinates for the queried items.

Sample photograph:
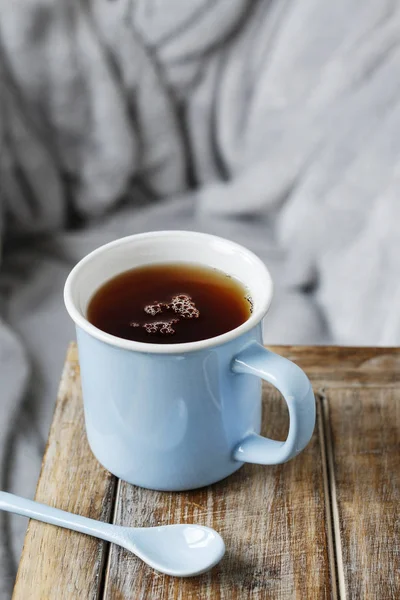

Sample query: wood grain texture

[103,389,331,599]
[269,346,400,387]
[12,345,116,600]
[325,388,400,600]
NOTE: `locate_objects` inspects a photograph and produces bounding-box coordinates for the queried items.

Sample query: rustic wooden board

[325,388,400,600]
[13,344,400,599]
[12,345,116,600]
[103,389,331,600]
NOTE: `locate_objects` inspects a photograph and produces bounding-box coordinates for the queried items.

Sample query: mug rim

[64,231,273,354]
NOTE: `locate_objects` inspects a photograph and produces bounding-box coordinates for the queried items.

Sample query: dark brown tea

[87,263,252,344]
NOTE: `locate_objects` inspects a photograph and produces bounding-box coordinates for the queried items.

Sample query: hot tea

[87,263,251,344]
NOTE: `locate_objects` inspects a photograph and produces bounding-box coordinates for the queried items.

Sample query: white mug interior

[64,231,273,353]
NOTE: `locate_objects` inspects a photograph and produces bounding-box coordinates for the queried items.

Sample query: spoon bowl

[118,523,225,576]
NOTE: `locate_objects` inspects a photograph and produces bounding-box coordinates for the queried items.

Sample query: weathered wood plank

[325,388,400,599]
[103,389,332,599]
[13,345,116,600]
[269,346,400,387]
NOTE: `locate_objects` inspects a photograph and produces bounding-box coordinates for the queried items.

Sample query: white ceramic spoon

[0,491,225,577]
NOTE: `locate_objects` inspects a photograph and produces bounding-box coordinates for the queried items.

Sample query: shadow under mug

[64,231,316,491]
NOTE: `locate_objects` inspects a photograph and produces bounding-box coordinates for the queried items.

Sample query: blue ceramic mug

[64,231,315,491]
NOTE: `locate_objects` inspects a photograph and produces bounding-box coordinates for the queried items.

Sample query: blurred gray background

[0,0,399,595]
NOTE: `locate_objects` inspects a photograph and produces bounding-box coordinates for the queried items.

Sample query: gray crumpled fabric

[1,0,400,595]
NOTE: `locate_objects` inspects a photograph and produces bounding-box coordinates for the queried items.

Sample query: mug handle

[231,342,316,464]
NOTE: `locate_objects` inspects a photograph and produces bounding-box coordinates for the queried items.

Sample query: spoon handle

[0,491,119,544]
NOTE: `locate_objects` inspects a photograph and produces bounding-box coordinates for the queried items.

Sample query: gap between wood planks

[318,391,345,600]
[98,479,122,599]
